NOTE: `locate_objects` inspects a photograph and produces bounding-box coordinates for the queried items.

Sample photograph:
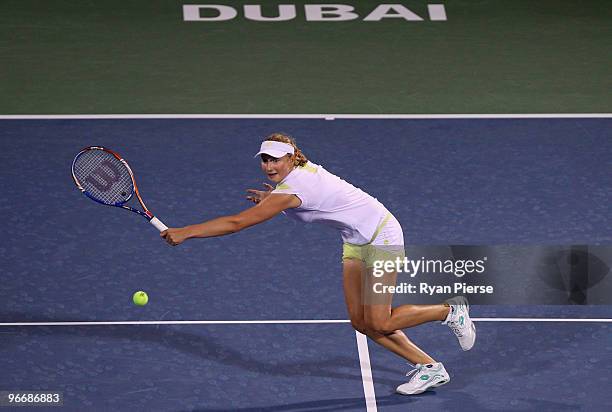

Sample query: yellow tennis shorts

[342,212,406,268]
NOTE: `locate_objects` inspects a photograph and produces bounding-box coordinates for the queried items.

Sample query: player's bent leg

[343,259,434,363]
[364,303,436,365]
[343,258,450,394]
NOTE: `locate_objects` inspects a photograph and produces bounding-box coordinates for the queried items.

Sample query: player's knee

[365,319,393,336]
[350,318,367,335]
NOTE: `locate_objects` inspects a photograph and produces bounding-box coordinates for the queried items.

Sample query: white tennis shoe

[443,296,476,351]
[396,362,450,395]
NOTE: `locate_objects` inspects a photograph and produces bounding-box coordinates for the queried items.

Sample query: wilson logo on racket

[71,146,168,232]
[85,160,122,192]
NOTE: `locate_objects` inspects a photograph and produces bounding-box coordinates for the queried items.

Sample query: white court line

[0,318,610,326]
[473,318,612,322]
[356,331,377,412]
[0,113,610,119]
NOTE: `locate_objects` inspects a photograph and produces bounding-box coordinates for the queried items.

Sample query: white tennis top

[272,161,388,245]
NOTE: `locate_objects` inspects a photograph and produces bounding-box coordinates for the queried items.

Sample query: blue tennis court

[1,117,610,410]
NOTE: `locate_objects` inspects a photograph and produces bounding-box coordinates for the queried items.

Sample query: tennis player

[161,133,476,395]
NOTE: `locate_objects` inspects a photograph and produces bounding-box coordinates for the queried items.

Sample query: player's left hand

[246,183,274,204]
[160,228,188,246]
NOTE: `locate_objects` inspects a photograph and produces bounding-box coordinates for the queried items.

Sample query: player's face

[260,154,294,183]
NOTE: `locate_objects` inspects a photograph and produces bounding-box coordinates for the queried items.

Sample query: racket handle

[150,216,168,232]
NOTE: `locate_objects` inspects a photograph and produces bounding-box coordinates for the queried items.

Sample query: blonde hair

[264,133,308,167]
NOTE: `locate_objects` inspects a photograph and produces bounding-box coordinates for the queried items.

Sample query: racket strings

[73,149,134,205]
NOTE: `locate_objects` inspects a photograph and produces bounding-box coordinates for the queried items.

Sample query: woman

[161,133,476,395]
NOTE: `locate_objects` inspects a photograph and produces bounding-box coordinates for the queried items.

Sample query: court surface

[1,117,611,410]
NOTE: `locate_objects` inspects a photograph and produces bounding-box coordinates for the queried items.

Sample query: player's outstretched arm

[160,193,300,246]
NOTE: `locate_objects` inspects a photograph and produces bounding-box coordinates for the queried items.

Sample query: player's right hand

[160,228,188,246]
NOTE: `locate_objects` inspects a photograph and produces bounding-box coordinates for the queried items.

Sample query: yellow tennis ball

[132,291,149,306]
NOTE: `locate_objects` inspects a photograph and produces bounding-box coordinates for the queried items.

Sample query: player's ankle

[440,305,452,321]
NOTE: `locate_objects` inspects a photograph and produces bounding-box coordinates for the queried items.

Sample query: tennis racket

[71,146,168,232]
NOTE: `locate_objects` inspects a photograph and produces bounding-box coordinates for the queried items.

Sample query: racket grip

[150,216,168,232]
